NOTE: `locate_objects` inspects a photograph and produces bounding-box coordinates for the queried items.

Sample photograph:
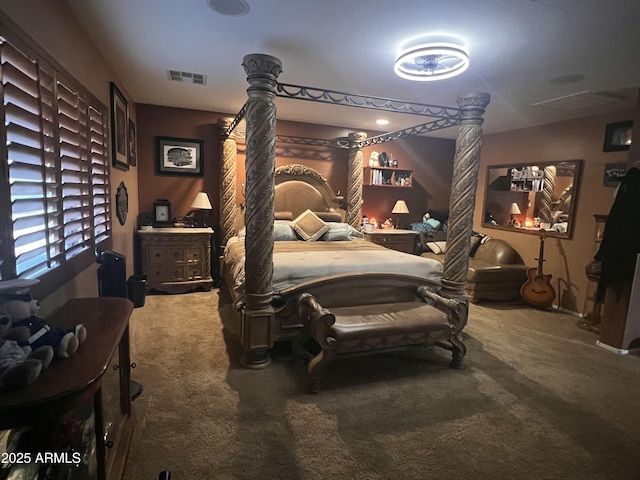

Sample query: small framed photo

[156,136,204,176]
[603,163,626,187]
[603,120,633,152]
[110,82,129,171]
[128,119,137,167]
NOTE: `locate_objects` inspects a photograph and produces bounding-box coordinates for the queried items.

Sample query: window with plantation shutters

[0,27,111,289]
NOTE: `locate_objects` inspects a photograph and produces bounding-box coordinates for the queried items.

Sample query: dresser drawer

[148,247,167,265]
[168,247,186,263]
[364,231,416,254]
[187,247,204,263]
[187,264,203,280]
[148,265,167,283]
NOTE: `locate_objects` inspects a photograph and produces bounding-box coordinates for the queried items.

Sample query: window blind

[0,29,111,285]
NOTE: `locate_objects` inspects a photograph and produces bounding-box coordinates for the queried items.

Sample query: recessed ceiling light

[206,0,250,16]
[376,119,389,126]
[394,42,469,81]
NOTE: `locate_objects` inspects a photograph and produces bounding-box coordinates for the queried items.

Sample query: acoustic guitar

[520,229,556,307]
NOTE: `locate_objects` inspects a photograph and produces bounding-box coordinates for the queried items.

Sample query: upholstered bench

[293,287,466,393]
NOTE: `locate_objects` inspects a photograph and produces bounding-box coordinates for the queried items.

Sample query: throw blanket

[224,238,443,295]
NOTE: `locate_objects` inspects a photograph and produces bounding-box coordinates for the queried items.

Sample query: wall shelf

[364,167,413,187]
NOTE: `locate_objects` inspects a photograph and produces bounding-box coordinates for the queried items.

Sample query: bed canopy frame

[219,53,490,368]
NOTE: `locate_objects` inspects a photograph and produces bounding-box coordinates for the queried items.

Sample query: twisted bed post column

[539,166,556,226]
[346,132,367,228]
[240,53,282,368]
[218,117,238,246]
[441,93,491,324]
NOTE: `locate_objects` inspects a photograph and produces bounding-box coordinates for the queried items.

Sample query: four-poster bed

[219,53,490,369]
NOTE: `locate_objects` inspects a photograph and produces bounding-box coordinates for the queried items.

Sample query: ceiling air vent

[533,90,627,110]
[167,70,207,85]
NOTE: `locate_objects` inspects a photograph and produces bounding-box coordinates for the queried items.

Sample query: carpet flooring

[122,288,640,480]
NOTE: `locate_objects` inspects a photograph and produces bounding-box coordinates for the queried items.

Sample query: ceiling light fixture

[376,119,389,126]
[394,42,469,82]
[206,0,250,16]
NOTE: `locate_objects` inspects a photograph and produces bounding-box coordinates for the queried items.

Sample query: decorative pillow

[320,222,352,241]
[275,211,293,221]
[291,209,330,241]
[469,235,483,257]
[273,222,297,241]
[313,211,343,223]
[348,224,365,239]
[426,241,447,255]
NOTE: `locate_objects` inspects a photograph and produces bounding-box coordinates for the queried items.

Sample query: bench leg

[449,334,466,369]
[307,349,336,394]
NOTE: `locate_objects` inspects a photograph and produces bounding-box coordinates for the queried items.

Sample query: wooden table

[0,297,134,480]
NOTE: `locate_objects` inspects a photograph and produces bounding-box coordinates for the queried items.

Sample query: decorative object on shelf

[509,202,521,226]
[128,119,137,166]
[394,35,470,82]
[603,120,633,152]
[156,136,204,176]
[368,151,379,167]
[520,229,556,308]
[391,200,409,228]
[603,163,626,187]
[116,181,128,226]
[364,167,413,187]
[109,82,129,171]
[185,192,213,227]
[153,199,172,227]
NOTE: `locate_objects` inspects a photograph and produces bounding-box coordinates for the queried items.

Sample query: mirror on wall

[482,160,583,239]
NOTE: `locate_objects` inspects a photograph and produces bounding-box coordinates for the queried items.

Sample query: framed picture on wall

[603,163,626,187]
[603,120,633,152]
[128,119,137,167]
[110,82,129,170]
[156,136,204,176]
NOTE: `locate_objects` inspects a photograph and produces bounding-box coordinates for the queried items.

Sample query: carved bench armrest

[416,285,468,333]
[297,293,336,349]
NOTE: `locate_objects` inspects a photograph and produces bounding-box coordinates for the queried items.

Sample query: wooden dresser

[0,297,134,480]
[364,229,417,254]
[138,227,214,294]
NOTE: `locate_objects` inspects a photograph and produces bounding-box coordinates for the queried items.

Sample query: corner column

[441,92,491,325]
[240,53,282,368]
[347,132,367,228]
[218,117,238,246]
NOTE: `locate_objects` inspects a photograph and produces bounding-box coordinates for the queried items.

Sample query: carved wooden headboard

[274,164,345,220]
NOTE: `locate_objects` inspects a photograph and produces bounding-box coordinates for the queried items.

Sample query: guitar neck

[537,232,545,275]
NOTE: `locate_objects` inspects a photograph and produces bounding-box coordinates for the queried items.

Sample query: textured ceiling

[65,0,640,138]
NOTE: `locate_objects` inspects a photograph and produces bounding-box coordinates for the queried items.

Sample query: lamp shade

[190,192,212,210]
[510,202,521,215]
[392,200,409,214]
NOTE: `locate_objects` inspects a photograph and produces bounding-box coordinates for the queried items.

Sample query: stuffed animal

[0,294,87,359]
[0,308,54,390]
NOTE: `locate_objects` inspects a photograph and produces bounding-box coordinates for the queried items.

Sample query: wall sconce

[392,200,409,228]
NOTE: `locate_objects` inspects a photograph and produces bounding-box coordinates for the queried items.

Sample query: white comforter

[224,237,443,294]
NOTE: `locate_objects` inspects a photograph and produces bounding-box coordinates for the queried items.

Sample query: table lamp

[509,202,521,226]
[186,192,213,227]
[392,200,409,228]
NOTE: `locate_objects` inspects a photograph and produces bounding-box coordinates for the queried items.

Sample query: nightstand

[364,229,417,254]
[138,227,214,293]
